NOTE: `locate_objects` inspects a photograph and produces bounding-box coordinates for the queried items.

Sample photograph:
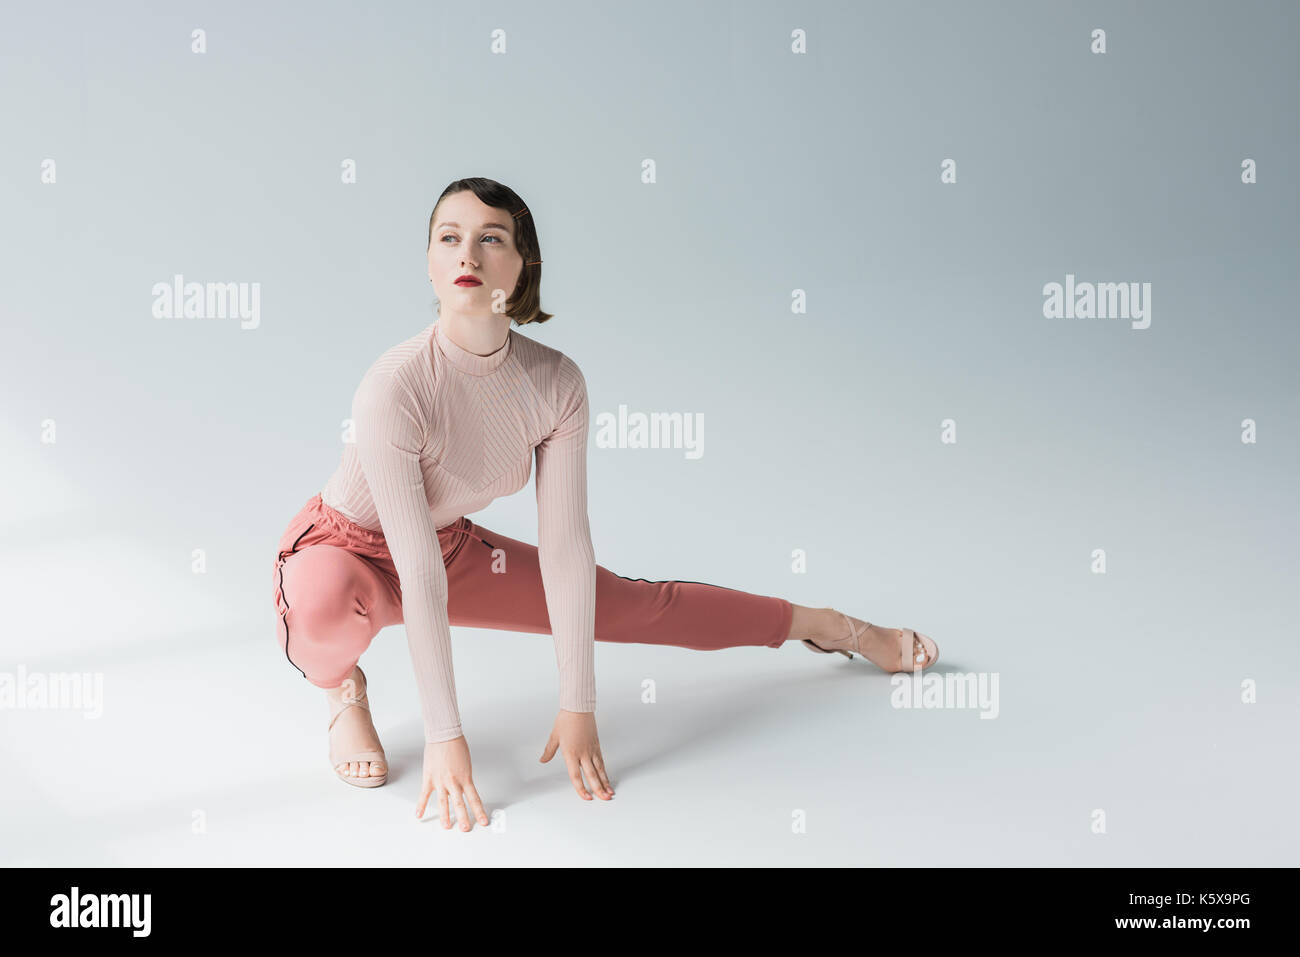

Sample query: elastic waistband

[305,492,491,550]
[308,493,386,544]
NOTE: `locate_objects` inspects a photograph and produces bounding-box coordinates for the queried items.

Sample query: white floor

[3,445,1297,866]
[4,568,1296,866]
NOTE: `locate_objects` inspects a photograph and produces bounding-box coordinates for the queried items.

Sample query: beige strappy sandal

[802,610,939,672]
[327,666,388,788]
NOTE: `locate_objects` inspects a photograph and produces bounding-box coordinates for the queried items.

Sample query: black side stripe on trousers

[613,574,750,594]
[278,522,316,681]
[439,524,497,554]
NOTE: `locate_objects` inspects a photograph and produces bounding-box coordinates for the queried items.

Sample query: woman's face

[427,191,524,318]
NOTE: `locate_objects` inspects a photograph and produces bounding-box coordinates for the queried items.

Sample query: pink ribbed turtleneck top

[319,320,596,743]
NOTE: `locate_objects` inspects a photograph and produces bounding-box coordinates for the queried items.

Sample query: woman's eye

[440,234,503,244]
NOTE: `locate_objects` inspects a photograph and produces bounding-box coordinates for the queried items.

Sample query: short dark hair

[427,177,553,326]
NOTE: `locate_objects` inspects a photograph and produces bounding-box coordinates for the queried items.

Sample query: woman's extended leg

[441,521,794,648]
[440,521,938,670]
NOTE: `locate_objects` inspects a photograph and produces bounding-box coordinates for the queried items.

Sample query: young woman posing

[270,177,940,831]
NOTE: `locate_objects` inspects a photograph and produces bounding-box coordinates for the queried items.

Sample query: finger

[438,786,451,829]
[539,732,558,763]
[463,780,489,826]
[592,753,614,795]
[580,756,610,800]
[564,753,591,800]
[454,790,471,831]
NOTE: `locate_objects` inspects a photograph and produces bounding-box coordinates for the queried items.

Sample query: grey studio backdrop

[1,0,1296,866]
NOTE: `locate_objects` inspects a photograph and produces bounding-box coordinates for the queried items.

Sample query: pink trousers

[271,493,794,689]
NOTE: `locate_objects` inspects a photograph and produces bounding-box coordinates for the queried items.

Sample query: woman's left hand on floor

[539,709,615,801]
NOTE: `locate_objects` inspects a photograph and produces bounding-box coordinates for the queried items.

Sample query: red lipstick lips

[455,274,482,286]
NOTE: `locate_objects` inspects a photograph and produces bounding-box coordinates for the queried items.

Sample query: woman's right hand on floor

[416,736,489,830]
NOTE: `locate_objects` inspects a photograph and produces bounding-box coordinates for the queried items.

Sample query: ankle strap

[328,687,369,731]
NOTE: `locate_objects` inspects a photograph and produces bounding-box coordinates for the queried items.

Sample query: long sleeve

[352,372,464,743]
[535,357,597,713]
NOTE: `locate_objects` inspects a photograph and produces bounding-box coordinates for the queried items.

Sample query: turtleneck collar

[432,320,512,376]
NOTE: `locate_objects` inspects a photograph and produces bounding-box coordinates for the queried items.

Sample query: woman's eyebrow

[435,221,510,231]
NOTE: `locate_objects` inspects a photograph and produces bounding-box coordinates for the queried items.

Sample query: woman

[270,177,940,831]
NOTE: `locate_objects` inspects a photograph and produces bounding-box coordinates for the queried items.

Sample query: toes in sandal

[328,666,388,788]
[898,627,939,672]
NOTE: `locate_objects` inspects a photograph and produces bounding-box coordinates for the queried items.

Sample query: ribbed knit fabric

[319,320,597,743]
